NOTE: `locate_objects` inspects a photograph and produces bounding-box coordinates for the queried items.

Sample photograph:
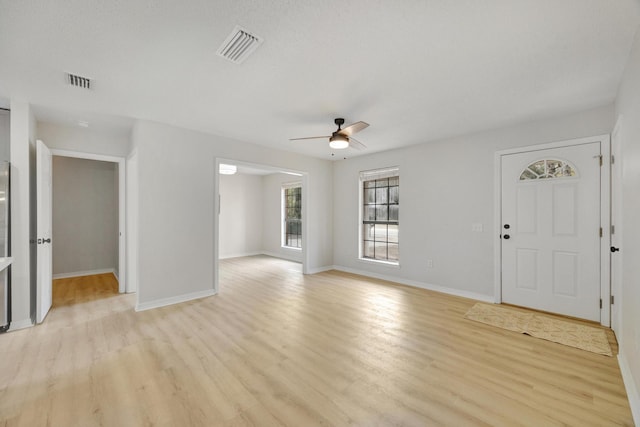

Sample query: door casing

[494,135,611,326]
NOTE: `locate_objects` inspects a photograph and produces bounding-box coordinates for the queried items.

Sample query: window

[361,167,399,263]
[283,184,302,248]
[519,159,577,180]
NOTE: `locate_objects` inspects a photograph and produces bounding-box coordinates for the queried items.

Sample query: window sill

[358,258,400,268]
[282,246,302,251]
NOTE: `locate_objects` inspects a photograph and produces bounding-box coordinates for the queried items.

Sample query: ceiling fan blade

[289,135,330,141]
[348,136,367,150]
[339,121,369,136]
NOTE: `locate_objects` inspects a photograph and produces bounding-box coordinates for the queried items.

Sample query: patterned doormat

[464,303,612,356]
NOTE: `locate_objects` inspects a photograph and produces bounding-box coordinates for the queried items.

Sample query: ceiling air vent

[216,25,263,64]
[67,73,91,90]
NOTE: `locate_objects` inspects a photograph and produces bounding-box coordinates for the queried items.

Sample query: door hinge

[599,227,603,238]
[611,295,614,305]
[611,155,615,165]
[611,225,615,235]
[600,298,602,309]
[598,155,603,166]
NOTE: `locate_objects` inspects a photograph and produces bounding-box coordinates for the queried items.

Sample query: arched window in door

[519,159,577,180]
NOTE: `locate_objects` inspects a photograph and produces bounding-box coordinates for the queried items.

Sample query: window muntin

[283,185,302,248]
[519,159,577,180]
[362,175,399,262]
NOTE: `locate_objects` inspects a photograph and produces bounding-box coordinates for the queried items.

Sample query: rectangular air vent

[67,73,91,89]
[216,25,263,64]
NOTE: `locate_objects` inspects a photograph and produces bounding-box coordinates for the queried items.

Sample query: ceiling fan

[290,118,369,150]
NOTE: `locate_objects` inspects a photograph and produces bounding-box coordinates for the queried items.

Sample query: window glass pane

[374,224,387,242]
[389,205,399,221]
[363,224,375,241]
[364,206,376,221]
[365,188,376,204]
[519,169,537,180]
[363,241,375,258]
[375,178,388,188]
[529,160,545,176]
[387,243,399,261]
[284,186,302,248]
[361,170,398,263]
[375,187,388,204]
[388,225,398,243]
[389,186,399,203]
[375,205,388,221]
[374,242,388,260]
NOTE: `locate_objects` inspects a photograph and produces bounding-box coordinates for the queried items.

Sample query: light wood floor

[0,256,633,426]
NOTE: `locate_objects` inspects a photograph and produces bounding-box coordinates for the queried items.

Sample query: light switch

[472,223,483,232]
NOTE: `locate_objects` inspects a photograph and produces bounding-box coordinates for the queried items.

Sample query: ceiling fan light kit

[329,134,349,149]
[219,164,237,175]
[290,117,370,152]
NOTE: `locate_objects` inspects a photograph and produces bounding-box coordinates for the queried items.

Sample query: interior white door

[501,142,602,321]
[36,139,53,323]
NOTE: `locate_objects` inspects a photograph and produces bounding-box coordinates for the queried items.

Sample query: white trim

[52,268,115,280]
[611,116,623,333]
[8,318,34,331]
[135,289,217,312]
[305,265,335,274]
[494,134,612,326]
[332,265,494,303]
[261,250,303,263]
[219,251,263,260]
[618,348,640,425]
[357,257,400,268]
[50,148,127,294]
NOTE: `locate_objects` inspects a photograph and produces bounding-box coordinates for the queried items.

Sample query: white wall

[332,104,615,300]
[219,173,263,259]
[9,100,36,329]
[52,156,118,277]
[37,122,130,157]
[262,173,303,263]
[614,23,640,422]
[132,120,332,308]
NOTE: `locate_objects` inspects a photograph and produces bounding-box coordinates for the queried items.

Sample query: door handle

[611,246,620,253]
[503,234,510,239]
[43,238,51,244]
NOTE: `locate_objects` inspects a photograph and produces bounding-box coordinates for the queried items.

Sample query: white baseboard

[53,268,116,280]
[330,265,494,303]
[618,346,640,425]
[8,318,34,331]
[261,251,303,263]
[135,289,217,312]
[306,265,335,274]
[219,251,263,260]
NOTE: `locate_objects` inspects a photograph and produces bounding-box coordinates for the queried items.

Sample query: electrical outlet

[427,259,434,268]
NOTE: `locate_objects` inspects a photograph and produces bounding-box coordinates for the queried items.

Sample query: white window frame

[358,167,400,266]
[281,181,302,250]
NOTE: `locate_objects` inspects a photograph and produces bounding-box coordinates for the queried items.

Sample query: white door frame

[494,134,611,326]
[611,117,623,332]
[213,157,309,293]
[50,149,126,293]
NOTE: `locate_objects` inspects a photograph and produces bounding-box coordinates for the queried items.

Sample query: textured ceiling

[1,0,638,159]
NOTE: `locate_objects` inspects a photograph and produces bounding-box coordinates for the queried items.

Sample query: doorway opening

[213,158,308,293]
[40,148,127,319]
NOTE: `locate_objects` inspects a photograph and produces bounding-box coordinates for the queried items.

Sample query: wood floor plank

[0,257,634,426]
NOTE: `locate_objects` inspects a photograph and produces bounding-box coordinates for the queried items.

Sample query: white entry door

[36,140,53,323]
[501,142,602,321]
